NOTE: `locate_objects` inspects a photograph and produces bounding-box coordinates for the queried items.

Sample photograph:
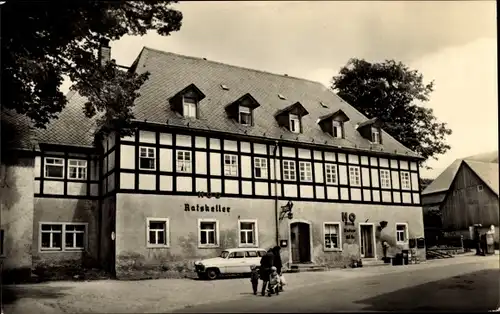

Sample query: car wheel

[206,268,219,280]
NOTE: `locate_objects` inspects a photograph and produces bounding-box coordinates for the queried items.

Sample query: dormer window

[332,121,343,138]
[225,93,260,126]
[356,118,383,144]
[183,96,197,118]
[290,114,300,133]
[168,83,206,119]
[274,102,309,134]
[317,109,349,138]
[239,106,252,125]
[371,127,381,144]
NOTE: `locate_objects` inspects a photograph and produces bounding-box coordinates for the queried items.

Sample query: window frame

[224,154,238,177]
[400,171,411,190]
[371,127,381,144]
[238,219,259,248]
[325,163,338,185]
[198,218,220,248]
[146,217,170,248]
[395,223,409,244]
[44,157,65,179]
[282,160,296,181]
[289,114,300,133]
[39,222,88,253]
[323,222,342,252]
[332,120,343,138]
[139,146,156,171]
[254,157,268,179]
[348,165,361,187]
[176,150,192,173]
[239,105,252,126]
[299,161,312,182]
[68,159,88,180]
[380,169,391,188]
[182,95,197,118]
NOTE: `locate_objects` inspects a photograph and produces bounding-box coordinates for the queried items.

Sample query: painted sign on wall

[184,204,231,213]
[341,212,357,242]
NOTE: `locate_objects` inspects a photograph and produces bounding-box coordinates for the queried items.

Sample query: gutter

[273,140,279,247]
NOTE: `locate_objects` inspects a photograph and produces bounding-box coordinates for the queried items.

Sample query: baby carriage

[267,266,281,297]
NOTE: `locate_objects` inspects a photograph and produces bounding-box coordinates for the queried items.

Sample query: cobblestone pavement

[2,254,498,314]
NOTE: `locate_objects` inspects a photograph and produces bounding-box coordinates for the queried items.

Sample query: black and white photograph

[0,1,498,313]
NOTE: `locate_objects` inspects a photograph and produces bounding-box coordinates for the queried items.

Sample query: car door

[245,250,260,271]
[224,251,247,274]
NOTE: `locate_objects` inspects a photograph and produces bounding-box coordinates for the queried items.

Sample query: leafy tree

[331,59,452,167]
[420,178,434,191]
[1,1,183,138]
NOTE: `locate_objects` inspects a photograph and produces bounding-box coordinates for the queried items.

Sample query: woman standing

[259,248,274,296]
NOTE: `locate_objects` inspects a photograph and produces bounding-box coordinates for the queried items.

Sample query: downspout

[273,140,279,246]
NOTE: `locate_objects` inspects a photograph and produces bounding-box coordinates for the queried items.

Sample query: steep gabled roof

[128,47,420,158]
[422,151,499,196]
[464,160,499,196]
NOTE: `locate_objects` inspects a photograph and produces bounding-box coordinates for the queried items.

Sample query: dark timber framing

[33,123,423,207]
[111,124,422,206]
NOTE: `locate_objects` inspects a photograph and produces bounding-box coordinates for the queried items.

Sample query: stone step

[288,263,328,273]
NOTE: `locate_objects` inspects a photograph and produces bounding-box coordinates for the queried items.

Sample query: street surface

[2,255,499,313]
[177,256,499,313]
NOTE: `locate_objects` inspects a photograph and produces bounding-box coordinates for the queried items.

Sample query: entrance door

[360,224,375,258]
[290,222,311,263]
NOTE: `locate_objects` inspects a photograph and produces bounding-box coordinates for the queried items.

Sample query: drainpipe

[273,140,279,247]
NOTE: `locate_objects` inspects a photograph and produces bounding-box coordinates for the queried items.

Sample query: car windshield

[220,251,230,258]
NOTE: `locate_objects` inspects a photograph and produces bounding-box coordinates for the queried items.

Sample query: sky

[62,1,497,179]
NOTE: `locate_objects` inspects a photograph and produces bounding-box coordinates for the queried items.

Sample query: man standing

[259,248,274,296]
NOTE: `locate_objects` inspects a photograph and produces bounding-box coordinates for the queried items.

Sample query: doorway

[290,222,311,263]
[359,224,375,258]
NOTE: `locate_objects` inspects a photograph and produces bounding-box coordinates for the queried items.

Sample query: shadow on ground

[1,285,70,305]
[355,269,500,312]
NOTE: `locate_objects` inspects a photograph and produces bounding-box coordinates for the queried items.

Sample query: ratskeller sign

[184,204,231,213]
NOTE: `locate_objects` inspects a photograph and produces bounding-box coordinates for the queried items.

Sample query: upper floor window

[139,146,155,170]
[380,169,391,188]
[349,166,361,187]
[289,114,300,133]
[224,154,238,176]
[254,157,268,179]
[177,150,192,173]
[371,127,381,144]
[332,121,343,138]
[283,160,296,181]
[299,161,312,182]
[68,159,87,180]
[325,164,338,185]
[400,171,411,190]
[183,96,197,118]
[239,106,252,125]
[45,157,64,179]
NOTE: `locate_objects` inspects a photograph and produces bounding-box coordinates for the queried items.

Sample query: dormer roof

[169,83,206,102]
[318,109,350,123]
[225,93,261,111]
[274,102,309,118]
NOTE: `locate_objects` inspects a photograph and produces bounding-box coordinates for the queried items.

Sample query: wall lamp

[279,200,294,221]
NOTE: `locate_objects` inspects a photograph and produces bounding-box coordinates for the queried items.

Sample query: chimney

[98,38,111,67]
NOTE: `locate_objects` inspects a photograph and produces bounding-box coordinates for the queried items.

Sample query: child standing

[267,266,281,297]
[250,265,260,295]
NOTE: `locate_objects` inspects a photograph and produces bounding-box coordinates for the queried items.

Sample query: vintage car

[194,248,267,280]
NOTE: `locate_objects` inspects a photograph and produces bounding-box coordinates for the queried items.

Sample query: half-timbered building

[1,44,426,279]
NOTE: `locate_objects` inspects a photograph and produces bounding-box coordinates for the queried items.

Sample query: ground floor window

[396,223,408,243]
[323,222,341,250]
[238,219,258,247]
[198,219,219,247]
[40,223,87,252]
[147,218,170,247]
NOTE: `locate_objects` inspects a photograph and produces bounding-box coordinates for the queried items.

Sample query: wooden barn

[422,151,499,246]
